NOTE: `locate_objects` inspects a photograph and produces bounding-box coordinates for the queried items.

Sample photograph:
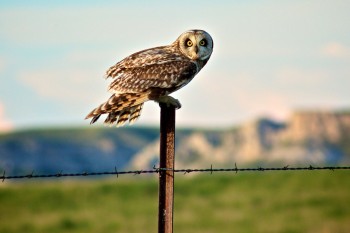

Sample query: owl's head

[175,30,213,61]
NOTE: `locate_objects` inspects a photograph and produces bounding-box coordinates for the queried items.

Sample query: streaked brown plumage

[85,29,213,127]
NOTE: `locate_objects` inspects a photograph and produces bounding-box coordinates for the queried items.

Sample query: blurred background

[0,1,350,232]
[1,0,350,176]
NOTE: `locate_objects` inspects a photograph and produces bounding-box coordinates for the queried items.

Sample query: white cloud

[271,66,350,112]
[321,42,350,58]
[19,67,106,104]
[17,49,111,105]
[165,70,293,126]
[225,72,292,121]
[0,103,13,132]
[275,67,329,85]
[178,66,348,125]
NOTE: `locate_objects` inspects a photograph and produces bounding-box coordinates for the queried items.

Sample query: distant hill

[1,109,350,175]
[0,126,160,175]
[131,109,350,169]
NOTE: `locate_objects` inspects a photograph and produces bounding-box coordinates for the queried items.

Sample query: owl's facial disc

[178,30,213,61]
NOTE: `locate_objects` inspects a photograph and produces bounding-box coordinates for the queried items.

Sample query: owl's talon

[170,98,182,109]
[157,96,182,109]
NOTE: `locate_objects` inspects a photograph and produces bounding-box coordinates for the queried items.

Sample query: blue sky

[0,0,349,131]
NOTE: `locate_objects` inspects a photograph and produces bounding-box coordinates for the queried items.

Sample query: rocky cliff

[131,110,350,169]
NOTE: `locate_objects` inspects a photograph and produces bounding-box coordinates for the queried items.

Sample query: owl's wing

[106,46,179,78]
[106,47,197,93]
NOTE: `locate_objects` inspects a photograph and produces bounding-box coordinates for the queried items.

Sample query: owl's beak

[194,45,198,53]
[191,46,199,60]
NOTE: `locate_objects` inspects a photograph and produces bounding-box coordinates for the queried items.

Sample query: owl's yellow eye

[186,40,193,47]
[199,39,207,46]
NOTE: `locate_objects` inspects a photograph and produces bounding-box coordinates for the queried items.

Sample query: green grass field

[0,171,349,233]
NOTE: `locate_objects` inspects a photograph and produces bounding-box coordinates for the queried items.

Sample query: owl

[85,29,214,126]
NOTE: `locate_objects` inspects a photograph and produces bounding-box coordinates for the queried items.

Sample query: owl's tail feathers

[85,92,149,126]
[103,104,144,127]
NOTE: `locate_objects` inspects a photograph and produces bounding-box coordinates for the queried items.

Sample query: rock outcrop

[131,110,350,169]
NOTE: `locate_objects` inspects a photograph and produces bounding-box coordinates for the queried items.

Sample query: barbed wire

[1,164,350,182]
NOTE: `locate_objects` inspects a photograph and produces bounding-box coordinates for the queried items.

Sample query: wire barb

[153,165,160,173]
[56,171,63,177]
[1,170,5,182]
[114,166,119,178]
[184,169,192,175]
[26,170,34,179]
[134,170,142,175]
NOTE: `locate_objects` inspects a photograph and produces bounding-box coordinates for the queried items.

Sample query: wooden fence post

[158,103,176,233]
